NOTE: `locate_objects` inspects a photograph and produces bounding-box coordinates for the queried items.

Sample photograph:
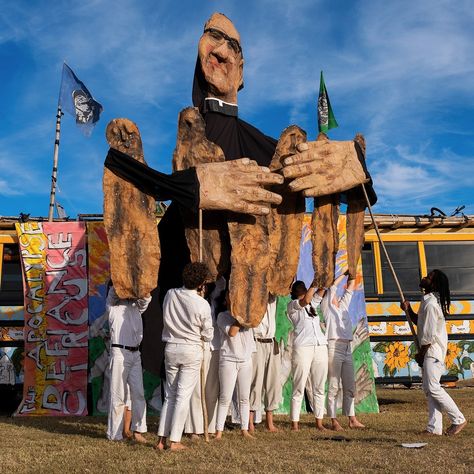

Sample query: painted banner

[87,221,112,415]
[275,213,379,415]
[14,222,88,416]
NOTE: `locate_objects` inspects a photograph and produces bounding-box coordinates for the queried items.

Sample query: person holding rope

[321,271,365,431]
[156,262,214,451]
[401,269,467,436]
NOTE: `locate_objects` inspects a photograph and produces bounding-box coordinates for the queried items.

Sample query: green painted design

[88,336,106,366]
[90,376,106,416]
[275,295,293,347]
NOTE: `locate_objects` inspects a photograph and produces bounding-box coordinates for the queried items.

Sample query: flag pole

[48,105,64,221]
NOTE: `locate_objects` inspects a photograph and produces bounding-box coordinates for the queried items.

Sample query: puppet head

[198,13,243,103]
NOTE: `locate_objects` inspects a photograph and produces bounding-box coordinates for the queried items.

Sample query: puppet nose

[212,41,231,59]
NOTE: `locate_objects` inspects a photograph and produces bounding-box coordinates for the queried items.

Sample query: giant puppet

[103,13,376,327]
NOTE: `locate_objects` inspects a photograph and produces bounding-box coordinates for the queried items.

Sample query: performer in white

[321,271,365,431]
[401,269,467,436]
[184,277,226,437]
[156,262,214,451]
[249,294,281,433]
[215,293,256,439]
[287,280,328,431]
[106,283,151,442]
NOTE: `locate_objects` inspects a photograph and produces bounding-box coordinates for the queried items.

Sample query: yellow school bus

[362,213,474,385]
[1,212,473,410]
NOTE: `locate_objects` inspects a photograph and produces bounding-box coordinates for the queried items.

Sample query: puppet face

[198,13,243,103]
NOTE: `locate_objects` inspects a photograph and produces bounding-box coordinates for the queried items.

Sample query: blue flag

[58,63,103,136]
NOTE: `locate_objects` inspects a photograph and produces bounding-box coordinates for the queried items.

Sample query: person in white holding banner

[156,262,214,451]
[106,282,151,442]
[401,269,467,436]
[321,271,365,431]
[287,281,328,431]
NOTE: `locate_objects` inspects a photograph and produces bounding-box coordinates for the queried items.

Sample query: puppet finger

[282,163,314,179]
[254,171,284,185]
[288,175,316,192]
[232,200,270,215]
[245,187,282,205]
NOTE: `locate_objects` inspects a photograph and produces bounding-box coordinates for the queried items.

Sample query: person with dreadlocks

[401,269,467,436]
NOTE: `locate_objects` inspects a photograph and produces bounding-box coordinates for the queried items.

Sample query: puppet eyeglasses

[204,28,242,56]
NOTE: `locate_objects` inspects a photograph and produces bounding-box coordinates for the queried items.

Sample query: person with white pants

[402,269,467,436]
[249,294,281,433]
[287,281,328,431]
[321,272,365,431]
[215,296,256,439]
[184,277,225,437]
[156,262,214,451]
[106,284,151,442]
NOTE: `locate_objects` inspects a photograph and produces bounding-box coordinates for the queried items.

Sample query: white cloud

[1,0,473,216]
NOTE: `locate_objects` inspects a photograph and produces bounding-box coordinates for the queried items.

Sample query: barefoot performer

[287,281,328,431]
[249,294,282,433]
[321,272,365,431]
[106,283,151,443]
[215,293,256,439]
[401,270,467,436]
[156,263,214,451]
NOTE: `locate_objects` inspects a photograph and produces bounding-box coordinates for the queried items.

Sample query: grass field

[1,385,473,473]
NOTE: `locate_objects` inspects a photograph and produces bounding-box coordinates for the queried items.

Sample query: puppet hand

[281,136,368,197]
[196,159,283,215]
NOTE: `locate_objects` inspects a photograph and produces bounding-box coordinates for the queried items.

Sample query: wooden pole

[361,184,419,350]
[198,208,209,442]
[48,105,63,222]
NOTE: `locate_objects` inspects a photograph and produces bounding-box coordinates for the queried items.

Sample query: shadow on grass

[378,398,410,406]
[1,415,107,439]
[314,435,399,444]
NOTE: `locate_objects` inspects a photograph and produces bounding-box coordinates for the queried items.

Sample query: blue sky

[1,0,473,218]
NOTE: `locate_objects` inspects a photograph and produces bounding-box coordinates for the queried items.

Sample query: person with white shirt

[155,262,214,451]
[184,277,226,437]
[249,294,281,433]
[287,281,328,431]
[401,269,467,436]
[106,283,151,442]
[215,294,256,439]
[320,271,365,431]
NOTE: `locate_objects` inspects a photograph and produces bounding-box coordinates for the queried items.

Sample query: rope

[361,184,419,350]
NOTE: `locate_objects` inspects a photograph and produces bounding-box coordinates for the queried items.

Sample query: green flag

[317,71,338,133]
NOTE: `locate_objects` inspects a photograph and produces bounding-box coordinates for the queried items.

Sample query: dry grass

[1,386,473,474]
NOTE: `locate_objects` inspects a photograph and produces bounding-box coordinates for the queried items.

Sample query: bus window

[424,242,474,295]
[361,243,376,296]
[0,244,23,305]
[381,242,420,294]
